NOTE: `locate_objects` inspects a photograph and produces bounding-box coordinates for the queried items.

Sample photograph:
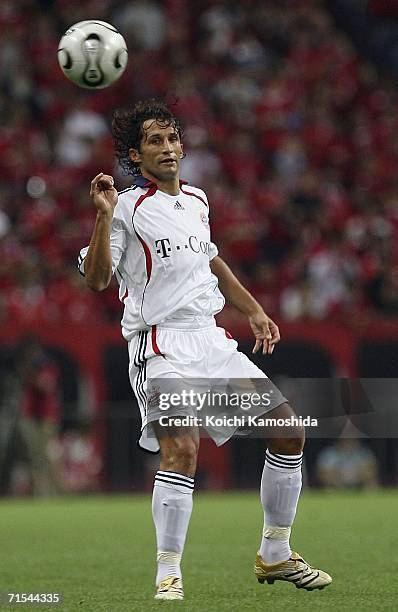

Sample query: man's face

[129,119,183,182]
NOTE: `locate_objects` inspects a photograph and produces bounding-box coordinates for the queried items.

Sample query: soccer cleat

[254,551,332,591]
[154,576,184,600]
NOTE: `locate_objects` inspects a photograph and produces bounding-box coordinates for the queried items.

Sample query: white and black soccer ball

[58,20,128,89]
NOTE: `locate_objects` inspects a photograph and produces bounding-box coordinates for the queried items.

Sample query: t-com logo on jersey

[155,235,210,258]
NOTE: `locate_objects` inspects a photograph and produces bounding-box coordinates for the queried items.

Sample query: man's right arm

[84,173,118,291]
[84,210,113,291]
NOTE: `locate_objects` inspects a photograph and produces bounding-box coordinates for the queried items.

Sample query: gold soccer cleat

[254,551,332,591]
[154,576,184,600]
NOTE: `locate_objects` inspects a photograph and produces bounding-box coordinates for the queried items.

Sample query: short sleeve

[196,188,219,261]
[208,241,219,261]
[77,205,128,276]
[77,246,89,275]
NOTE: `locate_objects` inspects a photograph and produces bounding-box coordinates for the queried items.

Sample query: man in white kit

[78,99,331,600]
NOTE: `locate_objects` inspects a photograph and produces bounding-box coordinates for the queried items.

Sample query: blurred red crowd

[0,0,397,327]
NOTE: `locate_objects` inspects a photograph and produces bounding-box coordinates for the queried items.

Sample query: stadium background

[1,0,398,496]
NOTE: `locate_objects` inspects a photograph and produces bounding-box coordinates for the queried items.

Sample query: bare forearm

[210,256,261,316]
[210,256,280,354]
[84,211,113,291]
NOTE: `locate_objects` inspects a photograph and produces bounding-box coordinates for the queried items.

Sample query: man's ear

[129,148,141,163]
[180,144,184,159]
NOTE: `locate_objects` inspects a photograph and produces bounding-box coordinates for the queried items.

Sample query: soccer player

[78,99,332,600]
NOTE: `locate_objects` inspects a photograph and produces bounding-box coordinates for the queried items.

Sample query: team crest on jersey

[200,211,209,227]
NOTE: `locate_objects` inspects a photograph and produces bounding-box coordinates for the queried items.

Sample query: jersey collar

[132,175,155,188]
[132,175,188,188]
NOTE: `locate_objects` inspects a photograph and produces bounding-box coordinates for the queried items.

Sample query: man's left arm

[210,255,280,355]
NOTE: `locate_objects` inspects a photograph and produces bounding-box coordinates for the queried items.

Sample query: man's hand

[84,173,117,291]
[209,256,280,353]
[249,309,280,355]
[90,173,118,215]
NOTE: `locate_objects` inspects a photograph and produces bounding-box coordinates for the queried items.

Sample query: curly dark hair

[112,98,183,176]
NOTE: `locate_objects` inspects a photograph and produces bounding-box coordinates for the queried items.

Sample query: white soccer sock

[152,470,194,585]
[259,450,303,564]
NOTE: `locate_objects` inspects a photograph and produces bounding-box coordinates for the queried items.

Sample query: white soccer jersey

[78,175,225,339]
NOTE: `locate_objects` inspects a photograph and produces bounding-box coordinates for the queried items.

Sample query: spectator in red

[17,336,63,495]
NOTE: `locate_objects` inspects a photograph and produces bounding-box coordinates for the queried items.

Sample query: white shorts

[128,320,287,453]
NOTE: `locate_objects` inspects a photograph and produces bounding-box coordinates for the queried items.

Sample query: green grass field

[1,490,397,612]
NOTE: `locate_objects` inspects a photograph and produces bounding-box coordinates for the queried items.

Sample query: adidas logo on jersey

[174,201,185,210]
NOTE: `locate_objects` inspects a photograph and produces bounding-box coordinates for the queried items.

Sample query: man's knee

[161,436,198,476]
[154,426,199,477]
[265,402,305,455]
[267,433,305,455]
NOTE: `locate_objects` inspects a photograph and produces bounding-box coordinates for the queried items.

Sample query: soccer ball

[58,20,128,89]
